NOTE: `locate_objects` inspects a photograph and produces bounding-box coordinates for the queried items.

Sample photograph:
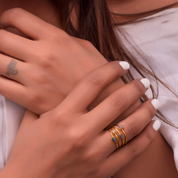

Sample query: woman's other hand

[0,62,160,178]
[0,8,140,120]
[0,8,106,114]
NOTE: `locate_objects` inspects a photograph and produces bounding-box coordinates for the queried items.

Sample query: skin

[0,62,159,178]
[0,0,177,177]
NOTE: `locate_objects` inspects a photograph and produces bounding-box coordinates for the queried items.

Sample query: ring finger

[0,53,26,82]
[94,99,160,157]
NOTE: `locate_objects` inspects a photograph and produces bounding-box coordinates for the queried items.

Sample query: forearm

[113,132,178,178]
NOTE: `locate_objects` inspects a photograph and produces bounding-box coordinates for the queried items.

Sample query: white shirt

[0,97,25,170]
[0,95,6,170]
[0,7,178,171]
[119,7,178,170]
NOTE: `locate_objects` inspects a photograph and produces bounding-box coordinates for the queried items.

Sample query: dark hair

[51,0,178,128]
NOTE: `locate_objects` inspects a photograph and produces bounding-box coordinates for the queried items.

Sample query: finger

[0,54,26,81]
[0,76,28,103]
[87,78,151,132]
[96,99,159,156]
[101,120,161,178]
[59,61,130,112]
[0,8,53,39]
[0,29,34,61]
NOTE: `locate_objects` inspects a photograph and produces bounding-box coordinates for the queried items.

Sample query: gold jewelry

[117,125,127,144]
[112,129,121,148]
[114,128,124,145]
[109,124,127,149]
[109,129,119,149]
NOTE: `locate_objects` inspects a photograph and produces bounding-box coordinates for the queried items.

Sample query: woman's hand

[0,8,107,114]
[0,8,140,121]
[0,62,160,178]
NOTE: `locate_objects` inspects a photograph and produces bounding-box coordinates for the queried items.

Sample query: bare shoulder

[113,132,178,178]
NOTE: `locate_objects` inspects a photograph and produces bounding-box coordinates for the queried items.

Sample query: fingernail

[151,99,160,110]
[140,78,150,89]
[119,61,130,70]
[153,120,161,131]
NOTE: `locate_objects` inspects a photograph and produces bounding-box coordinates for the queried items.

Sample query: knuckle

[51,30,70,44]
[68,128,91,151]
[68,129,78,141]
[82,40,93,48]
[30,72,50,86]
[68,129,85,147]
[110,94,127,110]
[84,149,101,163]
[28,92,42,108]
[51,110,67,125]
[145,128,155,143]
[127,127,155,159]
[39,51,58,68]
[127,120,141,137]
[85,71,103,87]
[37,76,49,86]
[1,8,23,23]
[128,144,142,159]
[83,151,95,163]
[77,39,98,53]
[56,30,68,39]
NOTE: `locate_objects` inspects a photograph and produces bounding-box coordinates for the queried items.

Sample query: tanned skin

[0,0,177,177]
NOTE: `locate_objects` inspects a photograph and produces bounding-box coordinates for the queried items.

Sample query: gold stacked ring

[112,129,121,148]
[117,124,127,144]
[109,129,119,149]
[115,128,124,145]
[109,124,127,149]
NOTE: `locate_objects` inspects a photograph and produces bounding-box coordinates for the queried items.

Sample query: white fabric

[0,97,25,171]
[119,7,178,170]
[0,95,6,170]
[0,7,178,172]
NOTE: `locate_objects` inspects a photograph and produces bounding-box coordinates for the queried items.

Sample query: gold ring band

[109,129,119,149]
[115,128,124,145]
[109,124,127,149]
[112,129,121,148]
[117,125,127,144]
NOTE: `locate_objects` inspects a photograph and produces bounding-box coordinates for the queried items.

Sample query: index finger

[0,8,57,39]
[59,61,130,112]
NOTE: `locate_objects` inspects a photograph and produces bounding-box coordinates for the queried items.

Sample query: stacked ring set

[109,125,127,149]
